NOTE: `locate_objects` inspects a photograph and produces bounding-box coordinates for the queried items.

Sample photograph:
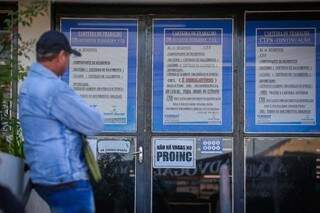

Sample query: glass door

[150,18,235,213]
[58,14,237,213]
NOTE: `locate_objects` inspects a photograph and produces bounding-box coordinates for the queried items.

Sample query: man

[19,31,104,213]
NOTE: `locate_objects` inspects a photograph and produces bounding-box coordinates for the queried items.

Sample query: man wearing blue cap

[19,31,104,213]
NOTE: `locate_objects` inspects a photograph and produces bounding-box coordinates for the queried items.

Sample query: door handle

[132,146,143,163]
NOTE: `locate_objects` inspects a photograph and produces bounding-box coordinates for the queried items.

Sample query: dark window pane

[0,12,11,64]
[153,137,233,213]
[246,138,320,213]
[93,137,135,213]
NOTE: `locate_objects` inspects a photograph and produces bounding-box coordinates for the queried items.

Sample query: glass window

[245,137,320,213]
[245,19,320,133]
[0,12,12,132]
[93,137,136,213]
[0,12,11,65]
[153,137,233,213]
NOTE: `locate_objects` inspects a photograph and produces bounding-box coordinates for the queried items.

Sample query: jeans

[34,180,95,213]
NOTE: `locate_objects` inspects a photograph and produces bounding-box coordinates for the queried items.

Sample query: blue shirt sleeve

[49,83,104,136]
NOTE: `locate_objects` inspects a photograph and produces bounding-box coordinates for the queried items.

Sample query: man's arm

[50,83,104,136]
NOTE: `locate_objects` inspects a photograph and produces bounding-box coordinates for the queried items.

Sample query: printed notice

[255,28,316,125]
[163,29,223,124]
[153,138,196,168]
[70,29,128,124]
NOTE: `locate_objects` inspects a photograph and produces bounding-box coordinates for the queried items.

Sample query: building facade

[1,1,320,213]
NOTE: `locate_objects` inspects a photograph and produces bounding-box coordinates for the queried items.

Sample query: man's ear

[57,50,66,62]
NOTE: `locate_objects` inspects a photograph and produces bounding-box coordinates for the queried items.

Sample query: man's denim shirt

[19,63,104,185]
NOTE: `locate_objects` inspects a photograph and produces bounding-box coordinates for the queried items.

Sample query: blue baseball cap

[36,30,81,57]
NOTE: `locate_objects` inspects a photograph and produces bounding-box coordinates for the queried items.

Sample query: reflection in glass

[0,13,11,65]
[246,138,320,213]
[94,138,135,213]
[153,138,233,213]
[0,31,11,65]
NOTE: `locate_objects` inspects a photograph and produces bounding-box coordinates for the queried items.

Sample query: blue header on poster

[164,29,222,45]
[60,19,137,132]
[70,29,128,47]
[152,19,233,132]
[245,20,320,133]
[256,28,315,47]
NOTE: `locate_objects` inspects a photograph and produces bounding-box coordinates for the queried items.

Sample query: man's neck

[39,62,60,76]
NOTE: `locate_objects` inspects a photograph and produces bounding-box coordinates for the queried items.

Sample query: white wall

[18,0,51,69]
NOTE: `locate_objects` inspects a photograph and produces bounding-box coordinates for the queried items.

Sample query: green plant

[0,117,24,158]
[0,0,49,158]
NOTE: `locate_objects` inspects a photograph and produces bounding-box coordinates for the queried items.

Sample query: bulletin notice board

[61,19,138,132]
[152,19,233,133]
[245,20,320,133]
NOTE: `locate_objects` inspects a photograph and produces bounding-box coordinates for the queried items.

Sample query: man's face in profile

[56,51,70,75]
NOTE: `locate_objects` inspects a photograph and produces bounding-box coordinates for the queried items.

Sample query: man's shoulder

[20,74,68,99]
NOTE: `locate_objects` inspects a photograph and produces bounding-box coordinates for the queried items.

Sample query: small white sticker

[98,140,130,154]
[199,137,223,154]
